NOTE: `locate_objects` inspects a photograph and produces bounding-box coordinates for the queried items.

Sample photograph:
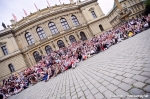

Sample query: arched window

[8,64,15,73]
[36,27,46,40]
[80,32,87,41]
[69,35,76,43]
[57,40,65,48]
[91,11,97,18]
[71,15,80,26]
[45,45,52,55]
[25,32,34,45]
[48,22,59,35]
[33,51,41,62]
[60,18,70,30]
[99,24,104,31]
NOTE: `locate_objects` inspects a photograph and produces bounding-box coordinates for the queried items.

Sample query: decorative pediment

[89,7,94,11]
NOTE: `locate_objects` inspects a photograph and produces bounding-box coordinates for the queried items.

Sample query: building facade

[0,0,145,81]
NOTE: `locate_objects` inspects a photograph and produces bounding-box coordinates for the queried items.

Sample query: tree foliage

[144,0,150,15]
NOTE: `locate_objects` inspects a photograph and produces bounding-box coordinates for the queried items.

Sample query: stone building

[0,0,145,81]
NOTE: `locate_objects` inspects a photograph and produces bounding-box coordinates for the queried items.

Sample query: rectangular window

[1,45,8,55]
[91,11,97,18]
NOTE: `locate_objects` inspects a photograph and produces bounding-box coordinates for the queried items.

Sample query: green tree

[144,0,150,15]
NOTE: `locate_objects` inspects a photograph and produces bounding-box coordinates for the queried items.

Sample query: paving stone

[124,68,132,72]
[142,68,150,72]
[115,76,125,81]
[72,94,78,99]
[71,91,76,97]
[106,77,114,82]
[123,73,134,78]
[86,94,95,99]
[118,83,132,91]
[79,96,86,99]
[131,70,142,75]
[145,79,150,84]
[109,73,117,77]
[129,88,145,95]
[81,86,88,91]
[141,72,150,77]
[132,67,143,70]
[122,78,137,85]
[87,84,94,90]
[93,82,102,88]
[133,82,146,88]
[111,79,121,86]
[116,71,125,75]
[104,90,115,99]
[77,91,84,98]
[76,88,82,92]
[102,81,110,86]
[84,90,91,96]
[107,84,118,92]
[98,86,108,93]
[132,75,148,82]
[114,89,129,98]
[94,92,105,99]
[144,85,150,92]
[98,78,104,83]
[90,88,99,95]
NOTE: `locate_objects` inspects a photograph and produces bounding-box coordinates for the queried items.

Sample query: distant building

[0,0,145,81]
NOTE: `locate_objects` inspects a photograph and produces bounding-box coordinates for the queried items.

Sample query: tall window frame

[71,15,80,26]
[45,45,53,55]
[80,32,87,41]
[48,22,59,35]
[33,51,41,63]
[8,64,15,73]
[99,24,104,31]
[60,18,70,30]
[69,35,76,43]
[36,27,46,40]
[1,45,8,55]
[57,40,65,48]
[25,32,34,45]
[91,11,97,18]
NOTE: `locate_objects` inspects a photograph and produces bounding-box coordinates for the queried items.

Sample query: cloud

[0,0,114,30]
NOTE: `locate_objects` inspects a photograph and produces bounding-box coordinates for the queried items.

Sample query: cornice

[0,50,22,62]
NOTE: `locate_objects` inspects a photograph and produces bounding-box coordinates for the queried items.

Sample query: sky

[0,0,114,30]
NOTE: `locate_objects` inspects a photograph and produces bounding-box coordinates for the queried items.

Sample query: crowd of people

[0,15,150,99]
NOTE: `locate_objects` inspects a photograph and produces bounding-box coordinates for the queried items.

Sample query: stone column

[27,52,34,66]
[63,37,69,46]
[74,32,79,41]
[55,18,63,33]
[21,32,28,48]
[66,15,73,28]
[41,46,47,56]
[76,13,84,25]
[64,36,70,45]
[51,41,56,51]
[42,22,52,37]
[30,27,39,43]
[54,40,59,50]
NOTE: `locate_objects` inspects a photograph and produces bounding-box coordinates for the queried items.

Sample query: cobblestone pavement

[9,30,150,99]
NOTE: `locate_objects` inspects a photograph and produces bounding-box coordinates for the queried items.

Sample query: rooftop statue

[2,22,6,29]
